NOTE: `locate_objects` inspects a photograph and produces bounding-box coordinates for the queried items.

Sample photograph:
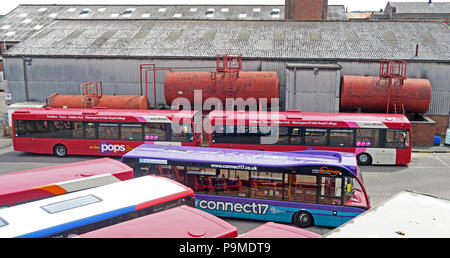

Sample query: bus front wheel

[293,211,314,228]
[357,153,372,165]
[54,144,68,157]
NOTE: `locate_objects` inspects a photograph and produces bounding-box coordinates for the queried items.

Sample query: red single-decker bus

[208,110,411,165]
[0,158,133,207]
[12,107,201,157]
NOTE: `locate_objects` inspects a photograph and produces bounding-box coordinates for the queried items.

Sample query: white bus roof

[324,190,450,238]
[0,175,191,238]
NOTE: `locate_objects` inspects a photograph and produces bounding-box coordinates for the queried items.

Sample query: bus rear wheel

[293,211,314,228]
[357,153,372,165]
[54,144,68,157]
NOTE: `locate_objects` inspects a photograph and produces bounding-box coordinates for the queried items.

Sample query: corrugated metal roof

[0,4,347,43]
[388,1,450,14]
[4,19,449,62]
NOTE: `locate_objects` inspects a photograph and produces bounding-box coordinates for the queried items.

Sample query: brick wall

[410,116,436,147]
[427,115,450,136]
[285,0,328,20]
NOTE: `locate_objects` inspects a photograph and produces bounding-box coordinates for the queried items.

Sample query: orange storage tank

[340,75,431,113]
[164,71,279,108]
[48,95,149,110]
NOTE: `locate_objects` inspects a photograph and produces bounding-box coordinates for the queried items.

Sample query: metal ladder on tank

[380,60,407,114]
[216,54,242,110]
[391,79,405,114]
[80,81,102,108]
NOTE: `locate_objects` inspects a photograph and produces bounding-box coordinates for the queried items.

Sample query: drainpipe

[22,57,31,101]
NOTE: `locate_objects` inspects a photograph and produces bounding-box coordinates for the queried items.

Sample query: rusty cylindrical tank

[48,95,149,110]
[164,71,279,108]
[340,75,431,113]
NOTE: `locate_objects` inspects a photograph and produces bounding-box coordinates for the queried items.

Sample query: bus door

[317,175,344,227]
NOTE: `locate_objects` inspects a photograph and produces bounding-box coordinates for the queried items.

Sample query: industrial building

[0,3,347,53]
[0,3,346,87]
[374,1,450,20]
[0,2,449,146]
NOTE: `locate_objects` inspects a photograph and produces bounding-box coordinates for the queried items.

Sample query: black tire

[293,211,314,228]
[54,144,68,157]
[357,153,372,165]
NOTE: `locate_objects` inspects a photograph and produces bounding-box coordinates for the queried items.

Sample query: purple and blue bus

[121,144,370,228]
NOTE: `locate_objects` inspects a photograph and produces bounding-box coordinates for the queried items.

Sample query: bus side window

[304,128,328,146]
[385,129,409,148]
[329,129,354,147]
[144,123,166,141]
[72,122,84,139]
[171,124,193,142]
[16,120,28,137]
[319,176,343,206]
[287,174,316,203]
[216,169,245,197]
[137,164,157,177]
[98,123,119,140]
[355,129,379,147]
[290,127,303,145]
[250,172,284,201]
[85,122,97,139]
[120,124,143,141]
[275,127,289,145]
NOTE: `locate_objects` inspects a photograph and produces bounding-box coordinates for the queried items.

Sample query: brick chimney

[285,0,328,20]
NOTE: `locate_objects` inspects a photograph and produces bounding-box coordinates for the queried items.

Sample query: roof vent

[271,8,280,15]
[80,9,90,15]
[122,8,135,17]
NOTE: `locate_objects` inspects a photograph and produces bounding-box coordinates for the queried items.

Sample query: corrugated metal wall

[3,56,450,115]
[285,63,341,112]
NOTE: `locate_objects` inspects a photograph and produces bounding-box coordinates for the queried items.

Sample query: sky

[0,0,448,15]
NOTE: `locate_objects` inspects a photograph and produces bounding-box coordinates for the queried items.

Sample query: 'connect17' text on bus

[121,144,370,228]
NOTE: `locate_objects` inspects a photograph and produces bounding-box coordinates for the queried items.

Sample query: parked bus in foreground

[78,205,237,238]
[0,158,133,208]
[238,222,321,238]
[208,110,411,165]
[324,190,450,238]
[121,144,370,228]
[0,175,194,238]
[12,107,200,157]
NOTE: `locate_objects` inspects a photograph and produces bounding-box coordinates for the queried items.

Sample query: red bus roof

[12,108,198,123]
[0,158,133,206]
[209,110,410,129]
[209,110,410,124]
[79,205,238,238]
[238,222,322,238]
